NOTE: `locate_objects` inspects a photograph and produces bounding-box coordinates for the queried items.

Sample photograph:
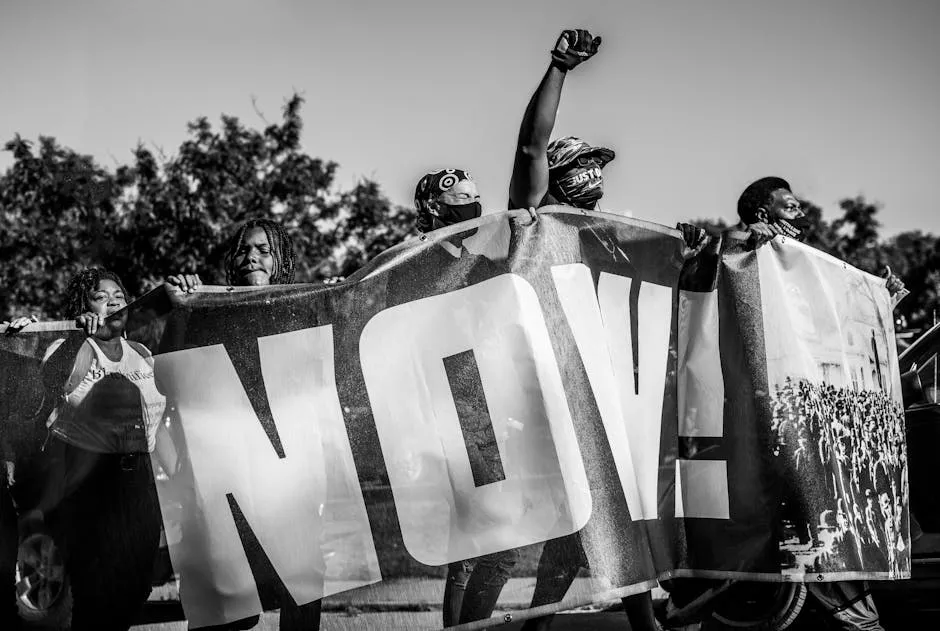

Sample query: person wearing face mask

[663,179,906,631]
[543,135,614,209]
[408,168,520,627]
[508,28,662,631]
[414,168,483,234]
[384,168,501,303]
[508,28,611,213]
[737,177,902,631]
[736,176,808,244]
[736,176,905,300]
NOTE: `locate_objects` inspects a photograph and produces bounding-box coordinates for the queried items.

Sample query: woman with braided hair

[224,218,296,287]
[167,218,320,631]
[170,217,296,292]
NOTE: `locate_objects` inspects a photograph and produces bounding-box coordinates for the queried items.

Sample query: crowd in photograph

[771,376,908,575]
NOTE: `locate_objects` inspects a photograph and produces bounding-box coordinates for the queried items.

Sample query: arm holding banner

[0,443,12,488]
[884,266,908,310]
[509,29,601,209]
[153,417,179,477]
[1,316,38,490]
[676,222,711,260]
[166,273,203,295]
[2,315,37,333]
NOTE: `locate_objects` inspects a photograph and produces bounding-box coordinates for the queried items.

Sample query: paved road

[128,577,940,631]
[134,611,637,630]
[132,609,940,631]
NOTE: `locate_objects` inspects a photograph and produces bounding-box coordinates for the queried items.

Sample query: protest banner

[0,209,908,629]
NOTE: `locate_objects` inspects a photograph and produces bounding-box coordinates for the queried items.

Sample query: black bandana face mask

[434,201,482,226]
[555,166,604,207]
[754,208,805,241]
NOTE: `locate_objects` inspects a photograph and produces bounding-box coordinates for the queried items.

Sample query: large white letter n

[155,327,379,627]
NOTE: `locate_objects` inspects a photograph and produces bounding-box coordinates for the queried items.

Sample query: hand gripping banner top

[0,208,909,629]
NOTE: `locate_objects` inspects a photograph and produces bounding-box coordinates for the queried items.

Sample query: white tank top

[48,337,166,453]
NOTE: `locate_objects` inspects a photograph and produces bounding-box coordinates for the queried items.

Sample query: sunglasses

[575,155,600,168]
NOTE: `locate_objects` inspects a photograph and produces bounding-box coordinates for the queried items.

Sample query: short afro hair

[737,176,791,224]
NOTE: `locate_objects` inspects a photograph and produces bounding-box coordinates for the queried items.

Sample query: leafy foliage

[0,136,122,318]
[1,95,414,319]
[799,197,940,333]
[3,96,937,332]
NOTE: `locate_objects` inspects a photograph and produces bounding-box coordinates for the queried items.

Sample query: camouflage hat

[547,136,615,173]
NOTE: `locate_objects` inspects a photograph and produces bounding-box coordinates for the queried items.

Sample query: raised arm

[509,29,601,209]
[509,64,567,209]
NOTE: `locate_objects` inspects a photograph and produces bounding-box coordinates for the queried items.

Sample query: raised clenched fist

[551,29,602,71]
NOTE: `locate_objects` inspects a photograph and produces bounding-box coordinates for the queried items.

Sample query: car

[868,320,940,625]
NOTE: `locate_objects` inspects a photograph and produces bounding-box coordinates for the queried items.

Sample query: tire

[705,582,807,631]
[15,532,72,629]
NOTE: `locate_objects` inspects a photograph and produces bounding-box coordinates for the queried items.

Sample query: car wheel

[705,582,807,631]
[15,532,72,629]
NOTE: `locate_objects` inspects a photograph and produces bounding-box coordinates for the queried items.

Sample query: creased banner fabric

[0,209,908,629]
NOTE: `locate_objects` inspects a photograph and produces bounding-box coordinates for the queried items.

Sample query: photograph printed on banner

[757,239,909,578]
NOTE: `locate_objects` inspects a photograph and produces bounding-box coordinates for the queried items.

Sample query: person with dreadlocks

[168,217,296,293]
[224,218,296,286]
[167,218,322,631]
[20,268,171,631]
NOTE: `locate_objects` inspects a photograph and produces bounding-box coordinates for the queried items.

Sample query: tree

[1,95,414,319]
[0,136,122,319]
[804,197,940,332]
[114,94,413,291]
[880,231,940,331]
[324,179,415,281]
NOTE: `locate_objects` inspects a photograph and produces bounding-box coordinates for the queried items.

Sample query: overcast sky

[2,0,938,235]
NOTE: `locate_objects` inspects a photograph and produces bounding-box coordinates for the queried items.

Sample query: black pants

[521,533,659,631]
[44,439,162,631]
[808,582,883,631]
[1,481,20,630]
[191,600,322,631]
[443,549,518,627]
